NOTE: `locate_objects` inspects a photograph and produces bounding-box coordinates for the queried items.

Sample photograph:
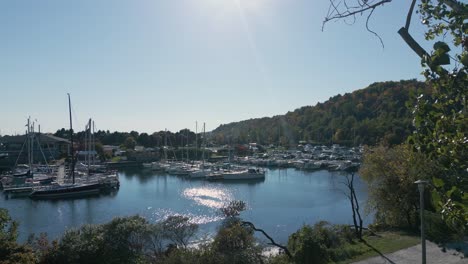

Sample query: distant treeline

[47,80,429,148]
[211,80,430,146]
[53,128,199,149]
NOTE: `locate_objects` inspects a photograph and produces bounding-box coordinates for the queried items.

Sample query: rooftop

[0,133,70,144]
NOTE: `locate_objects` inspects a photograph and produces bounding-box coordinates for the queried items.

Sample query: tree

[324,0,468,231]
[359,145,437,229]
[0,208,35,264]
[212,201,263,264]
[123,136,136,150]
[342,169,364,239]
[161,216,198,249]
[37,215,203,264]
[219,201,292,259]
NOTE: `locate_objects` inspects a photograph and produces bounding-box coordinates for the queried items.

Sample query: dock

[3,185,33,194]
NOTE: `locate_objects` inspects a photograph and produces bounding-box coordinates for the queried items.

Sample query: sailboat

[29,94,102,199]
[189,123,211,178]
[2,118,57,195]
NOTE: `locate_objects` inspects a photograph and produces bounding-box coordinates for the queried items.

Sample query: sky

[0,0,430,135]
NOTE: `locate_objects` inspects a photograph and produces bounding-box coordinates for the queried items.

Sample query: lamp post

[415,180,428,264]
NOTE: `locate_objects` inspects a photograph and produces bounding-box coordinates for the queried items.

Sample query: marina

[0,167,370,243]
[0,1,463,262]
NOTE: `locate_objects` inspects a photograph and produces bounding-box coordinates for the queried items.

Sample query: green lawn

[337,232,420,263]
[110,156,122,162]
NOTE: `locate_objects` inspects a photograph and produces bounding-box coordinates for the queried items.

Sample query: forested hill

[211,80,430,146]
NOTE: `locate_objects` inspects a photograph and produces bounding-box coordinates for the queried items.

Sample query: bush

[286,222,364,264]
[425,211,459,243]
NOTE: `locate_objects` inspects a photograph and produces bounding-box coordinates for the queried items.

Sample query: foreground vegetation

[0,205,423,264]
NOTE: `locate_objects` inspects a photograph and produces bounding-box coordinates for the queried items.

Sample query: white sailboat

[189,123,211,178]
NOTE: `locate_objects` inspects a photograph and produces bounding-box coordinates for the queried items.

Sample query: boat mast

[228,128,233,165]
[27,117,32,170]
[164,128,168,161]
[195,121,198,161]
[92,120,95,166]
[186,129,189,163]
[202,123,205,169]
[35,123,50,169]
[84,121,88,171]
[68,93,75,184]
[87,118,91,175]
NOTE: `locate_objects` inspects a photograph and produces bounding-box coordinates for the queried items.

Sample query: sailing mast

[164,128,168,161]
[202,123,205,169]
[68,93,75,184]
[92,120,95,166]
[27,117,32,171]
[186,129,189,163]
[87,118,91,175]
[195,121,198,161]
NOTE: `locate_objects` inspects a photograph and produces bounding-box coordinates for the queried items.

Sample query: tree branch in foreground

[241,221,292,259]
[323,0,392,26]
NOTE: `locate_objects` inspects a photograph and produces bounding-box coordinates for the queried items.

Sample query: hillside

[211,80,430,146]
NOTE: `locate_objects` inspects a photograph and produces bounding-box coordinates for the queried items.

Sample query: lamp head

[414,180,429,192]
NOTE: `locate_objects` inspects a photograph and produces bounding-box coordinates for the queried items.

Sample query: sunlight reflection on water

[144,186,235,225]
[148,207,223,225]
[182,186,234,209]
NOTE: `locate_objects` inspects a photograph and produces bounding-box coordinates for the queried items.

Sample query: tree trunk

[347,172,363,240]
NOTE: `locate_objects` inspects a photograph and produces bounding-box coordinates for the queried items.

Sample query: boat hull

[222,173,265,180]
[30,184,101,199]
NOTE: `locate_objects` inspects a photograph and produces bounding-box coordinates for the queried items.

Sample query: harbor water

[0,168,371,243]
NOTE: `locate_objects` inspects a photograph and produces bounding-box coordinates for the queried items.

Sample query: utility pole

[415,180,428,264]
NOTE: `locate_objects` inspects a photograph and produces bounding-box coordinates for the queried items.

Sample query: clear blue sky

[0,0,429,135]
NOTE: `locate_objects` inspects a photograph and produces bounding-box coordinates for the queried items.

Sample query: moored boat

[206,168,265,181]
[29,182,101,199]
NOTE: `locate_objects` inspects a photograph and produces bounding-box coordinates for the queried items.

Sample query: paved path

[354,241,467,264]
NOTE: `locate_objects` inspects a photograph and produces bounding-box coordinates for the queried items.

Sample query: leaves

[433,41,450,53]
[432,177,445,188]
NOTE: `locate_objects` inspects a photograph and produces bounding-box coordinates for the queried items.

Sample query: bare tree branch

[323,0,391,46]
[323,0,392,24]
[405,0,418,30]
[366,7,384,48]
[397,27,429,59]
[241,221,292,259]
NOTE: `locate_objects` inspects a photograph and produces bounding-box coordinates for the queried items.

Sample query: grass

[110,156,122,162]
[337,231,420,263]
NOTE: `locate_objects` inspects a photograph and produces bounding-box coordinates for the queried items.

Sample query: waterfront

[1,167,370,243]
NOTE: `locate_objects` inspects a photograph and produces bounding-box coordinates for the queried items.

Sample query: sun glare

[202,0,268,14]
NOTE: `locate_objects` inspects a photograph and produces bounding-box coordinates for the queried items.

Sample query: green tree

[212,201,263,264]
[40,215,201,264]
[123,136,137,150]
[0,208,35,264]
[359,145,436,228]
[161,216,198,249]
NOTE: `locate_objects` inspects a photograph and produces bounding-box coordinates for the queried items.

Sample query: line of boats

[142,161,266,181]
[143,122,266,181]
[0,163,120,199]
[1,95,120,199]
[234,145,362,172]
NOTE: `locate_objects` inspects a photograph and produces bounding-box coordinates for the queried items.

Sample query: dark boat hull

[30,183,101,199]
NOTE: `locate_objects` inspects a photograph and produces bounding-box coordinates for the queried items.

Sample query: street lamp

[415,180,428,264]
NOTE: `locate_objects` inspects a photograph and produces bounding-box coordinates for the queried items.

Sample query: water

[0,168,371,243]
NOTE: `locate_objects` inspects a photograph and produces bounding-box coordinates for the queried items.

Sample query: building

[0,133,70,170]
